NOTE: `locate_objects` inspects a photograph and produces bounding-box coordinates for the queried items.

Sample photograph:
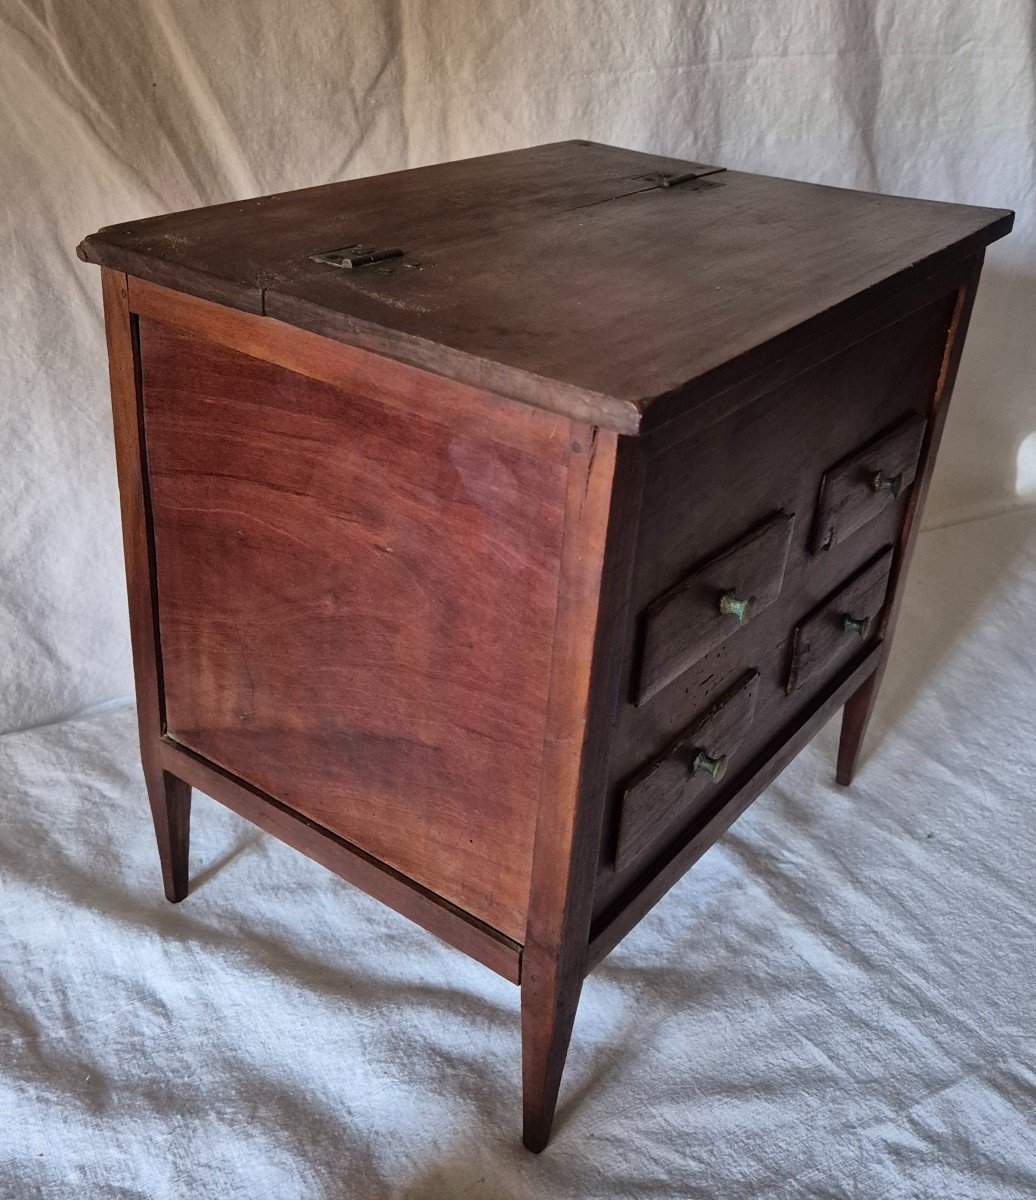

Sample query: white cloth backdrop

[0,3,1034,1195]
[1,507,1033,1198]
[0,0,1034,734]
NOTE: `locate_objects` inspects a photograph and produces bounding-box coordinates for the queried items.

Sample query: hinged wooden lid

[79,140,1013,434]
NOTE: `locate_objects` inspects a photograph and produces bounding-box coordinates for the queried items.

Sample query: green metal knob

[842,613,872,638]
[692,750,727,783]
[719,592,751,626]
[872,470,902,497]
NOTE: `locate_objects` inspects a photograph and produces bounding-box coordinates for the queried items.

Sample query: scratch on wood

[581,427,600,513]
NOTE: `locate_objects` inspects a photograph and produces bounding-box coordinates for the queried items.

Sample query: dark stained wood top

[79,140,1012,434]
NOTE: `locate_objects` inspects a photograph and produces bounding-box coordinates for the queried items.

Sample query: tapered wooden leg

[103,273,192,904]
[521,945,584,1153]
[145,768,192,902]
[518,432,636,1152]
[836,669,881,785]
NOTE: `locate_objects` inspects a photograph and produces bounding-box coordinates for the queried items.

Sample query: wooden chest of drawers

[78,141,1011,1150]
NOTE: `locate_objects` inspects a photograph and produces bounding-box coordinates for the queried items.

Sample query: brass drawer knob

[872,470,902,497]
[692,750,727,782]
[842,613,872,638]
[719,592,751,626]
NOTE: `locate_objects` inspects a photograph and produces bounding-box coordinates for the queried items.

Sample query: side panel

[138,317,570,942]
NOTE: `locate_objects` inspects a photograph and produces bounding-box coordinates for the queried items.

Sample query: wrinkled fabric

[1,0,1034,734]
[0,510,1033,1198]
[1,3,1035,1192]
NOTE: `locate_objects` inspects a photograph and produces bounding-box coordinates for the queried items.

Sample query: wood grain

[837,260,984,784]
[81,141,713,313]
[157,736,522,982]
[521,427,632,1152]
[786,547,893,694]
[637,512,794,704]
[616,670,760,871]
[139,317,570,942]
[80,142,1012,434]
[100,269,194,902]
[811,414,927,553]
[268,173,1010,434]
[638,251,995,445]
[126,276,575,446]
[593,289,960,923]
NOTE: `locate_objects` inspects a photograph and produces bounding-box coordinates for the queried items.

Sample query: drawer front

[616,670,759,869]
[786,547,894,694]
[594,290,960,925]
[636,512,794,704]
[811,414,927,553]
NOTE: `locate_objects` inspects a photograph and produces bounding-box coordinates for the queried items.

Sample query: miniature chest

[79,141,1011,1150]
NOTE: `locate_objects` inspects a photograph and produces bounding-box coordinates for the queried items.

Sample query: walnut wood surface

[593,289,960,913]
[100,270,193,903]
[139,317,570,942]
[811,413,928,553]
[637,511,794,704]
[520,425,623,1152]
[587,646,883,972]
[837,262,983,785]
[268,171,1009,433]
[81,142,1012,435]
[82,142,709,313]
[85,143,1007,1150]
[637,250,1000,444]
[786,548,893,694]
[125,276,573,444]
[616,670,759,870]
[101,272,161,748]
[156,737,523,982]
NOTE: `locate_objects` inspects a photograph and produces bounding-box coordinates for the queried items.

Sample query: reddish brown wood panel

[157,739,523,982]
[139,317,571,941]
[101,269,197,903]
[101,272,162,754]
[521,425,622,1151]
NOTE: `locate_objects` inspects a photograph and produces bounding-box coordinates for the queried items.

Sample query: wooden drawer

[616,670,759,869]
[811,415,927,553]
[635,513,794,704]
[786,547,894,694]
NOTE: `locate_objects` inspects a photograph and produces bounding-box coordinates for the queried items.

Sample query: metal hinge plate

[310,166,724,272]
[312,244,405,269]
[644,166,726,189]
